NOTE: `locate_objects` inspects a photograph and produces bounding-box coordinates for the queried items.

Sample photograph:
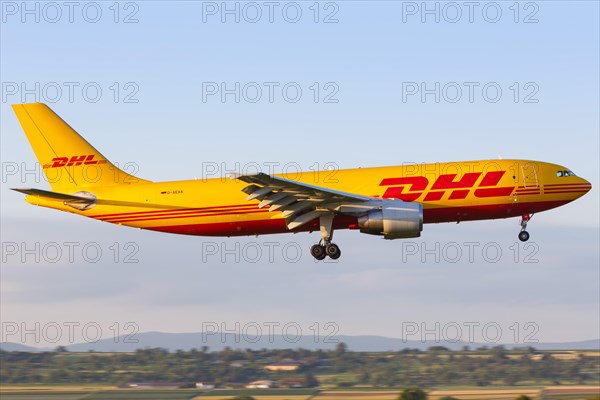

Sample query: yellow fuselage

[27,159,591,237]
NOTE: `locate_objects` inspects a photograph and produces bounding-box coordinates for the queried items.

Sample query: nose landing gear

[519,214,533,242]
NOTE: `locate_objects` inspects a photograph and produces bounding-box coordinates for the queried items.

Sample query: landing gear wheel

[313,213,343,261]
[310,244,326,260]
[326,243,341,260]
[518,230,530,242]
[518,214,533,242]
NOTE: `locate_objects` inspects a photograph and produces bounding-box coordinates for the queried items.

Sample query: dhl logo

[43,155,107,169]
[380,171,515,201]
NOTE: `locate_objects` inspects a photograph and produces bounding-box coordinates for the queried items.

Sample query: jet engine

[358,200,423,239]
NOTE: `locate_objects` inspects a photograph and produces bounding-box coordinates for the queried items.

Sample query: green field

[1,386,599,400]
[2,347,598,399]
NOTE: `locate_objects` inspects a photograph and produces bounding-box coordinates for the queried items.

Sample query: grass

[86,390,202,399]
[199,389,319,396]
[0,385,598,400]
[0,394,89,400]
[192,397,313,400]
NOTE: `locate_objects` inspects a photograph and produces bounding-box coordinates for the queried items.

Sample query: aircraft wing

[232,172,377,230]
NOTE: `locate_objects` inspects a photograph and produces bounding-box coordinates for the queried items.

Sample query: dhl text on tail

[11,103,592,260]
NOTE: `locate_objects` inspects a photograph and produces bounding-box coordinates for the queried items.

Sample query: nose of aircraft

[574,176,593,198]
[581,177,592,193]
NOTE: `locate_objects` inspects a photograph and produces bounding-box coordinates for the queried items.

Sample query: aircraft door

[520,163,539,188]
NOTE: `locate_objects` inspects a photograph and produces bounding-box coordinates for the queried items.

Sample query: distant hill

[2,333,598,353]
[0,342,49,352]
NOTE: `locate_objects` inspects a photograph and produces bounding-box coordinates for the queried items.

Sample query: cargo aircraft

[11,103,592,260]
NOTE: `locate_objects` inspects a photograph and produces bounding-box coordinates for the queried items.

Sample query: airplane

[10,103,592,260]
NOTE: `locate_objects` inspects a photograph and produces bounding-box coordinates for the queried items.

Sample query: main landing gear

[518,214,533,242]
[310,213,341,260]
[310,240,341,260]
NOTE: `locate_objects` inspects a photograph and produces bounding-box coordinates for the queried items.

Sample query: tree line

[1,344,598,387]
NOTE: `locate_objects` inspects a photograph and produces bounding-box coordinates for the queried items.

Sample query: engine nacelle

[358,200,423,239]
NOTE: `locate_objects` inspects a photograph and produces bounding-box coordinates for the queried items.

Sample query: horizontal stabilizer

[12,188,97,210]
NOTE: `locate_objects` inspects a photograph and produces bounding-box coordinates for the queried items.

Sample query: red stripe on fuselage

[94,204,258,219]
[103,208,270,224]
[144,200,571,237]
[543,189,590,194]
[148,215,359,236]
[98,205,259,223]
[544,183,591,187]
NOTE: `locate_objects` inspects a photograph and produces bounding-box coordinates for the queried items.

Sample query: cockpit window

[557,170,576,177]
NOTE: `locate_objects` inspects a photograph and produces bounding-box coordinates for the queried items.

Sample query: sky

[1,1,599,349]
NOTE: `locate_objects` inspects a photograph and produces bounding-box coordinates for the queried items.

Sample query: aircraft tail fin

[12,103,149,191]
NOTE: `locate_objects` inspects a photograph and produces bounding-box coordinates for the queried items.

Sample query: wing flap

[233,172,381,231]
[286,210,323,230]
[268,196,298,212]
[281,201,314,218]
[247,186,278,201]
